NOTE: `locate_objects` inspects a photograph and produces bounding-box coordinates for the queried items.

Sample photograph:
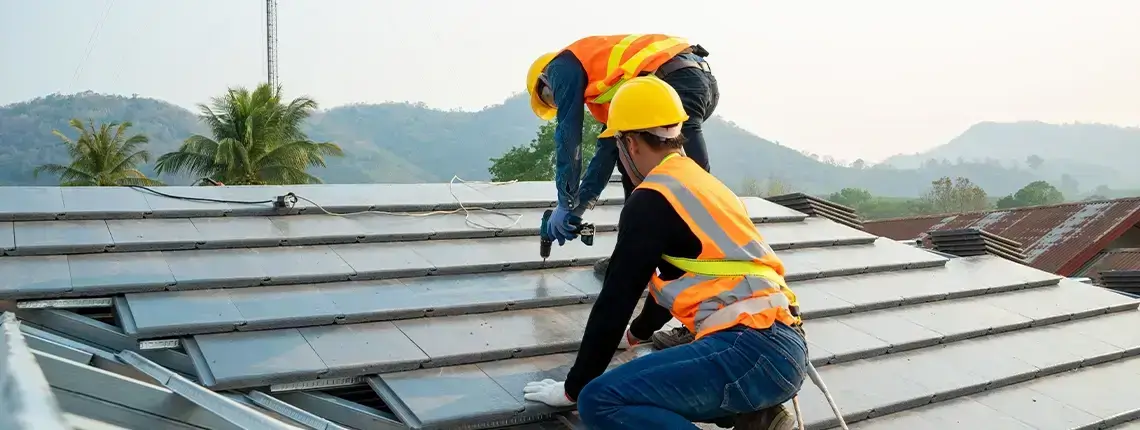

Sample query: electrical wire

[806,361,850,429]
[69,0,116,93]
[127,175,525,231]
[287,176,524,230]
[128,185,274,205]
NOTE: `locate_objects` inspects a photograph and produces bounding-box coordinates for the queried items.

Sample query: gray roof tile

[105,218,202,252]
[0,255,72,298]
[0,187,66,221]
[12,220,113,255]
[0,221,16,253]
[59,187,153,220]
[67,251,175,294]
[190,328,328,388]
[2,182,1138,429]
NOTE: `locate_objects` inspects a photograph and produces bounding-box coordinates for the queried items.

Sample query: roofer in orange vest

[526,37,717,258]
[522,76,807,430]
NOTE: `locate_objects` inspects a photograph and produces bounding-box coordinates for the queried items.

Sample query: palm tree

[155,83,343,185]
[34,119,163,186]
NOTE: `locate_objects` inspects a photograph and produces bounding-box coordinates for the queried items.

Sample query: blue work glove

[547,205,582,246]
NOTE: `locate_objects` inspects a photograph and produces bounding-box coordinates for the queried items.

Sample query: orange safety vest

[563,34,691,124]
[638,155,801,340]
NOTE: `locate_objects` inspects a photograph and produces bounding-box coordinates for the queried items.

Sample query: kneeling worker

[522,76,807,429]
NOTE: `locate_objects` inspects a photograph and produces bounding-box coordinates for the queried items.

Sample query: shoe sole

[734,409,795,430]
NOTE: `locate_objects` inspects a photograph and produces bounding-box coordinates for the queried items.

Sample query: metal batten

[117,350,301,430]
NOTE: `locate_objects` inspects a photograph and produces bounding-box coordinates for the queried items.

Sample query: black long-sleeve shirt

[563,186,703,400]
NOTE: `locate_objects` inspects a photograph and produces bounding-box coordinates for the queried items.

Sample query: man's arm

[563,189,676,400]
[546,51,588,210]
[629,293,674,339]
[573,135,618,216]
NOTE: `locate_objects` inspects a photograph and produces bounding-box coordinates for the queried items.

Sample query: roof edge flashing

[0,312,70,430]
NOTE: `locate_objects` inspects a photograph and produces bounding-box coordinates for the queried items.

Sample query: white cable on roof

[290,175,524,231]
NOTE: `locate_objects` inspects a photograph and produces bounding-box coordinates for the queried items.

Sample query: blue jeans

[576,323,808,429]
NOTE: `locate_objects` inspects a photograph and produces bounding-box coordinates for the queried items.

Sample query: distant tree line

[488,115,1086,221]
[819,178,1069,220]
[35,83,344,187]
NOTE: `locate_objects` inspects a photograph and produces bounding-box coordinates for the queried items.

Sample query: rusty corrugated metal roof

[1075,248,1140,278]
[864,198,1140,275]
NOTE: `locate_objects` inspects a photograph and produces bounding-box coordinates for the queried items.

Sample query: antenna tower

[266,0,279,88]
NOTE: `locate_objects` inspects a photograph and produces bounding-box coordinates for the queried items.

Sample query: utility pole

[266,0,279,88]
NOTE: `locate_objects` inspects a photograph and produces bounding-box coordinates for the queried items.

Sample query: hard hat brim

[526,52,559,121]
[598,127,618,138]
[530,95,556,121]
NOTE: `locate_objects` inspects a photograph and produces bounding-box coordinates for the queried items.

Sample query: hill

[0,92,1100,196]
[882,121,1139,192]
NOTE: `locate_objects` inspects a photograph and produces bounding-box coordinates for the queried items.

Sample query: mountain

[0,92,1102,197]
[882,121,1140,191]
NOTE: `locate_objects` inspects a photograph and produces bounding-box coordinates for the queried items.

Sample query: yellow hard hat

[526,52,559,121]
[598,76,689,138]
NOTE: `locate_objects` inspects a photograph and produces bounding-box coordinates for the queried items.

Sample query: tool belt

[647,44,712,79]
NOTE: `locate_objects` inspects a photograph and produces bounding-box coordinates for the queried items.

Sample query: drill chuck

[539,209,554,260]
[539,209,595,260]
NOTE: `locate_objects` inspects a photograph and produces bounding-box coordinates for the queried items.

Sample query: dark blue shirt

[546,51,617,213]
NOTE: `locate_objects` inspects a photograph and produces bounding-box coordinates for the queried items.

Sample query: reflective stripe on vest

[563,34,692,123]
[640,156,800,338]
[590,35,689,104]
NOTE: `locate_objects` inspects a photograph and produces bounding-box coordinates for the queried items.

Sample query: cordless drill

[540,209,594,261]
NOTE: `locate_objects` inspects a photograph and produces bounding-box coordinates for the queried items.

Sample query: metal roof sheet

[1076,248,1140,278]
[864,198,1140,275]
[0,183,1138,429]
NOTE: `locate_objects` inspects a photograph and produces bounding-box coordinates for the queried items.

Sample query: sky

[2,0,1139,162]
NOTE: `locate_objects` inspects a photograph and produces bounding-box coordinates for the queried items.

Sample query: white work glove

[523,379,575,407]
[617,326,650,350]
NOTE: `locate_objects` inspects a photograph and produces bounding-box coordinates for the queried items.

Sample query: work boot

[709,416,736,428]
[733,404,796,430]
[593,258,610,279]
[650,326,695,349]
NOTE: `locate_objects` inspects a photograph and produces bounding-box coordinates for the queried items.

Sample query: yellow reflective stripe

[662,255,777,277]
[607,34,645,76]
[659,152,680,165]
[617,37,688,78]
[590,36,686,104]
[591,78,626,104]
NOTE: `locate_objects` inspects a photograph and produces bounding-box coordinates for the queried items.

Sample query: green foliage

[921,177,990,213]
[738,177,795,198]
[0,92,204,185]
[4,92,1135,195]
[853,197,933,220]
[996,180,1065,209]
[826,188,873,208]
[155,84,344,185]
[488,115,603,182]
[1026,154,1044,169]
[34,119,162,186]
[822,188,932,220]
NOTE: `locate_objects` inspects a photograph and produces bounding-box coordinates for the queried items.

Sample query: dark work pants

[614,54,720,198]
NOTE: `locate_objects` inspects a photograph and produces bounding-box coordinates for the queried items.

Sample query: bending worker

[525,34,719,278]
[522,76,807,430]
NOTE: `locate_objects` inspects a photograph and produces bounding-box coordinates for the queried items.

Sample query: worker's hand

[523,379,575,407]
[617,327,649,350]
[547,206,581,246]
